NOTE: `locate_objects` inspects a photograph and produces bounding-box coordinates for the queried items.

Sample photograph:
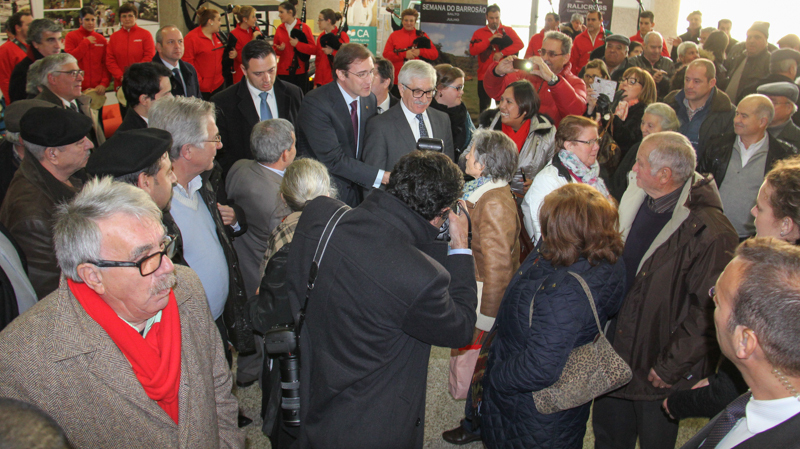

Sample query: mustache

[149,272,177,296]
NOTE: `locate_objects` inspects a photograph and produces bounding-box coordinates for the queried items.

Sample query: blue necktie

[416,113,428,138]
[259,91,273,121]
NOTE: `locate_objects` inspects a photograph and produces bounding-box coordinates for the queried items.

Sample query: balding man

[613,31,675,99]
[593,131,737,449]
[759,81,800,150]
[0,178,244,448]
[33,53,105,146]
[699,94,794,239]
[0,107,94,300]
[153,25,201,98]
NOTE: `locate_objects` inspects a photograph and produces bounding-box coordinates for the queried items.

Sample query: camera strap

[295,205,350,336]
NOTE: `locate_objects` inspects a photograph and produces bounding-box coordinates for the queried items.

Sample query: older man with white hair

[0,177,244,448]
[32,53,105,146]
[363,60,454,173]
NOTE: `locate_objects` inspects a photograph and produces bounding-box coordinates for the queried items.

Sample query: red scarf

[69,279,182,424]
[502,119,531,152]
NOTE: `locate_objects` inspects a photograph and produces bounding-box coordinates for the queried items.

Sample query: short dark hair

[386,150,464,221]
[639,11,654,22]
[588,10,602,21]
[333,43,373,76]
[731,238,800,376]
[373,56,394,89]
[279,0,297,16]
[718,19,732,27]
[765,156,800,233]
[506,79,539,121]
[486,4,500,14]
[6,11,31,37]
[545,12,559,22]
[0,398,71,449]
[629,41,643,54]
[79,6,96,19]
[242,39,276,69]
[118,3,138,16]
[539,183,623,267]
[122,62,172,107]
[28,19,62,45]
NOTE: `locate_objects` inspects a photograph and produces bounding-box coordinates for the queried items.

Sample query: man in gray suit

[363,60,454,173]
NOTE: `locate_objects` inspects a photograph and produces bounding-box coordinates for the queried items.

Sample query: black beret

[5,100,57,133]
[605,34,630,46]
[86,128,173,178]
[20,107,93,147]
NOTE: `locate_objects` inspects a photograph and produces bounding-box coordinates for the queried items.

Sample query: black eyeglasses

[89,235,177,276]
[623,77,640,86]
[570,138,599,146]
[537,49,565,58]
[445,84,464,92]
[709,286,716,298]
[402,84,436,98]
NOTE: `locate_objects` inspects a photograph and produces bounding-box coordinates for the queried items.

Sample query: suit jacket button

[415,418,421,426]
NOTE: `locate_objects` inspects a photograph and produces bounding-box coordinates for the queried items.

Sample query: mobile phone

[512,58,534,72]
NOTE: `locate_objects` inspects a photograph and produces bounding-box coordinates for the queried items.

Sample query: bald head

[735,94,775,141]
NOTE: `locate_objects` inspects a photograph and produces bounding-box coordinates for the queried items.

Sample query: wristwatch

[548,73,559,86]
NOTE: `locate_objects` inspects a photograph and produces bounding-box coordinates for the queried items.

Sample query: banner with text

[559,0,614,31]
[347,26,378,54]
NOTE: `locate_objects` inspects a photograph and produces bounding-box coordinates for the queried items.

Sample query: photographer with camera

[286,150,477,449]
[484,30,586,126]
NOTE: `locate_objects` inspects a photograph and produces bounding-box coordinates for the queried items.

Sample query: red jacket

[383,28,439,84]
[273,21,316,76]
[469,24,524,81]
[483,60,586,126]
[629,31,670,58]
[314,28,349,86]
[183,27,225,93]
[106,25,155,86]
[524,29,546,58]
[569,28,605,75]
[0,40,26,103]
[65,27,110,91]
[230,26,254,85]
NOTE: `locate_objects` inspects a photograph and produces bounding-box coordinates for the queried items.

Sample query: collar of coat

[464,178,508,204]
[618,172,721,274]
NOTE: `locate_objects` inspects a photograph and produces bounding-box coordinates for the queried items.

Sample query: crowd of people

[1,3,800,449]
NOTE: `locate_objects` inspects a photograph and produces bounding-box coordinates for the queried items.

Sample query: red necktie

[350,100,359,156]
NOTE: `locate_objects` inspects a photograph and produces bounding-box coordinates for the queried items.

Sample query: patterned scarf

[558,149,611,199]
[462,176,492,200]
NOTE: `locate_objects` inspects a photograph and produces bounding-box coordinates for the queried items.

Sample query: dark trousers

[460,387,480,435]
[279,73,309,94]
[478,80,491,113]
[201,84,224,101]
[592,395,679,449]
[215,315,233,368]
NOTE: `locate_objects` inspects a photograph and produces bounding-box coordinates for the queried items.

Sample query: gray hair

[701,26,716,36]
[642,131,696,185]
[4,131,19,146]
[643,31,664,46]
[280,158,337,211]
[644,102,680,131]
[149,96,215,159]
[155,25,179,45]
[677,41,698,59]
[22,141,51,161]
[772,58,797,75]
[468,129,519,182]
[26,58,45,94]
[570,13,584,24]
[544,30,572,55]
[398,60,436,87]
[53,177,163,281]
[38,53,78,88]
[741,93,775,124]
[250,118,294,163]
[28,19,62,45]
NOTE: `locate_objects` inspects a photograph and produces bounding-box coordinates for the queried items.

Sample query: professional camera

[417,137,444,152]
[264,325,301,426]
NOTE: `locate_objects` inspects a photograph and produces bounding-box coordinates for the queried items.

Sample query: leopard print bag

[529,271,632,415]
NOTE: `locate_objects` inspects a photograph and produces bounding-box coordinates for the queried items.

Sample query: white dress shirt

[735,133,768,167]
[336,81,384,188]
[716,395,800,449]
[246,77,278,121]
[400,101,432,141]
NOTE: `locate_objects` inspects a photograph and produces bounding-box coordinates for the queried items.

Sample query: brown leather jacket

[611,173,738,401]
[0,151,83,299]
[465,182,520,331]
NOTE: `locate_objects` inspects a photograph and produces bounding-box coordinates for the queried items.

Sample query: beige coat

[0,265,244,449]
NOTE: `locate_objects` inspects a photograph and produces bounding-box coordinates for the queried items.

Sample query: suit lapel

[236,79,260,128]
[391,106,417,151]
[274,79,288,119]
[330,84,356,157]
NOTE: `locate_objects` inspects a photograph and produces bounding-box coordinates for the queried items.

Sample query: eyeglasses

[402,84,436,98]
[90,235,177,276]
[444,84,464,92]
[537,49,565,58]
[623,78,640,86]
[204,134,222,143]
[55,70,85,79]
[347,69,375,80]
[570,138,599,146]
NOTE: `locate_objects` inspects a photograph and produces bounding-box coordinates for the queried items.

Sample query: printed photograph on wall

[45,0,80,9]
[43,9,81,31]
[0,0,31,36]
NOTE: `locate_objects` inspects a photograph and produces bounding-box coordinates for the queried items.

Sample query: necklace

[772,367,800,402]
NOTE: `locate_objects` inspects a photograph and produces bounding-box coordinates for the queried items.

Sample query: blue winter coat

[481,249,626,449]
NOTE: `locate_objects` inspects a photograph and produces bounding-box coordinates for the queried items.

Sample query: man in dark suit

[364,60,454,173]
[372,56,399,114]
[296,43,389,207]
[33,53,105,146]
[211,40,302,183]
[153,25,201,99]
[287,150,477,448]
[117,62,173,133]
[681,238,800,449]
